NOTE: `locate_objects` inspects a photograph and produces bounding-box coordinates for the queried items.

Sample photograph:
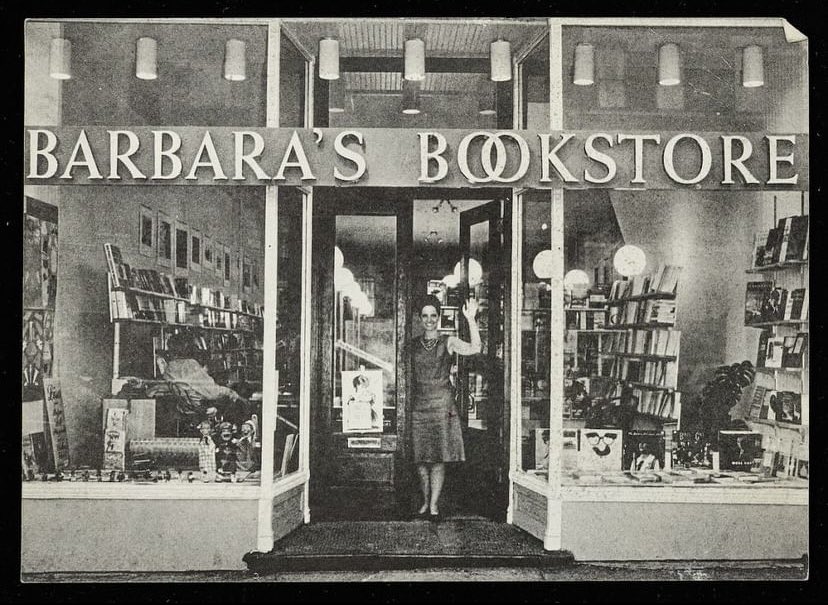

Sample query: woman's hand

[462,298,479,321]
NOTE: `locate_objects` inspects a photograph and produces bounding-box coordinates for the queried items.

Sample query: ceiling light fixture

[432,199,458,214]
[135,37,158,80]
[490,39,512,82]
[658,43,681,86]
[742,45,764,88]
[319,38,340,80]
[224,39,246,81]
[49,38,72,80]
[404,38,426,81]
[573,43,595,86]
[401,80,421,115]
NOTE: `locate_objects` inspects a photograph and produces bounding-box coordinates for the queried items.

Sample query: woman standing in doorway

[411,294,481,521]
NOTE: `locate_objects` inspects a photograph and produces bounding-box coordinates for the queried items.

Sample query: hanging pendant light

[319,38,340,80]
[658,43,681,86]
[329,78,346,113]
[573,43,594,86]
[135,37,158,80]
[49,38,72,80]
[401,80,421,115]
[742,45,764,88]
[477,79,497,115]
[490,39,511,82]
[224,39,246,81]
[404,38,426,81]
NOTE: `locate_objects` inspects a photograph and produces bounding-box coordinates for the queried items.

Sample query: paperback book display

[744,283,808,325]
[717,431,763,472]
[755,331,807,369]
[751,215,808,268]
[622,430,666,472]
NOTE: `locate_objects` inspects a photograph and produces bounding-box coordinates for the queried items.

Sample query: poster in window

[157,211,172,268]
[223,245,231,286]
[190,228,202,272]
[203,234,213,271]
[341,370,383,433]
[43,377,70,471]
[139,205,154,257]
[175,221,189,273]
[577,428,623,472]
[215,240,224,277]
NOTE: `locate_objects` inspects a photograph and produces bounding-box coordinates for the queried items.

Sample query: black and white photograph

[18,12,811,587]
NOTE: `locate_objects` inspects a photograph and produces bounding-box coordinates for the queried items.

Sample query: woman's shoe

[415,509,430,520]
[428,511,442,523]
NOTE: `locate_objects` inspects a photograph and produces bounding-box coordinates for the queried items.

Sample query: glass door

[456,199,509,519]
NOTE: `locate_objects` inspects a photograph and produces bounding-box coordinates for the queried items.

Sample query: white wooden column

[299,189,314,523]
[507,190,524,525]
[544,17,565,552]
[256,18,281,553]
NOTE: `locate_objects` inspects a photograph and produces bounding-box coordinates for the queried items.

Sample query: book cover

[622,430,665,472]
[785,288,807,321]
[764,336,785,368]
[745,282,772,325]
[748,385,767,419]
[761,287,787,323]
[534,428,580,471]
[43,378,71,471]
[577,429,623,472]
[772,391,802,424]
[759,389,777,420]
[671,430,713,468]
[782,333,807,369]
[755,330,771,367]
[784,215,808,261]
[764,225,782,265]
[103,407,129,470]
[777,217,793,263]
[751,230,769,268]
[718,431,763,472]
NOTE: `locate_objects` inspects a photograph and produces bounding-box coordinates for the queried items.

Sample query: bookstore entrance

[308,187,511,522]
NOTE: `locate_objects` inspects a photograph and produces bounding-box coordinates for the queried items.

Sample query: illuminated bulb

[334,246,344,269]
[613,245,646,277]
[334,267,354,290]
[564,269,591,289]
[442,273,459,288]
[533,250,555,279]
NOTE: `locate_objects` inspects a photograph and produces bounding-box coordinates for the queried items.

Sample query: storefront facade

[22,17,808,572]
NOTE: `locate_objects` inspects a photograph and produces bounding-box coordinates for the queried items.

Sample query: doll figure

[197,420,217,482]
[215,421,239,482]
[234,416,259,473]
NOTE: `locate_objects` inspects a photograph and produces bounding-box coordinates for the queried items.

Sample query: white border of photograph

[156,210,173,268]
[139,205,154,257]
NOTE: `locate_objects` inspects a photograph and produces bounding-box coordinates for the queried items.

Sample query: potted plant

[685,360,756,440]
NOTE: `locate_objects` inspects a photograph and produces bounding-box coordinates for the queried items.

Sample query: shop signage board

[25,127,808,190]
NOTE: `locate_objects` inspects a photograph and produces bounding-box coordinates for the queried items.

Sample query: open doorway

[308,188,511,523]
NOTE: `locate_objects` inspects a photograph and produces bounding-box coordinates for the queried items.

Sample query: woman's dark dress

[411,335,465,463]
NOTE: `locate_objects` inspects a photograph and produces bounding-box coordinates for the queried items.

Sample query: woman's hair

[416,294,442,316]
[352,373,370,388]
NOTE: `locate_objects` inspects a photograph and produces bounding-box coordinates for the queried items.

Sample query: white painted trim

[561,485,808,506]
[280,23,316,62]
[267,21,280,129]
[299,189,314,524]
[555,17,794,29]
[506,190,523,525]
[511,469,550,494]
[514,29,548,64]
[271,470,310,498]
[548,19,563,131]
[22,482,262,500]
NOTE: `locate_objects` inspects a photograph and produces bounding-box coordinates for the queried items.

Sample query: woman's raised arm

[447,299,482,356]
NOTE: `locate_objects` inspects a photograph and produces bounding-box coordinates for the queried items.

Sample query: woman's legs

[428,463,445,514]
[416,464,430,514]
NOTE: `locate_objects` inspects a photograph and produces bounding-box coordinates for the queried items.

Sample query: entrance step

[243,519,574,572]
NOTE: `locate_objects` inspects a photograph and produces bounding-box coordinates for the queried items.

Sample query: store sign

[24,127,808,189]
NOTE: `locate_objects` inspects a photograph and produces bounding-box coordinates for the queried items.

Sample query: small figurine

[234,417,258,473]
[96,469,102,482]
[215,421,238,483]
[187,471,194,483]
[117,471,125,482]
[109,470,117,482]
[41,473,48,482]
[197,420,217,483]
[68,469,76,482]
[164,470,171,482]
[82,470,90,482]
[26,469,35,481]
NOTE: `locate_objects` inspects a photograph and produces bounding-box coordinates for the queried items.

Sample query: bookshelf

[602,265,683,424]
[105,244,264,393]
[744,212,809,437]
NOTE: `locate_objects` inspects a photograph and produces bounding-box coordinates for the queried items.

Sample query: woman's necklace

[420,336,439,351]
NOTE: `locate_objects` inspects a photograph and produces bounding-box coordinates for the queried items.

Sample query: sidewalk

[23,558,807,582]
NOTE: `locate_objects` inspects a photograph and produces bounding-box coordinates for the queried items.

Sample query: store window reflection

[333,216,398,434]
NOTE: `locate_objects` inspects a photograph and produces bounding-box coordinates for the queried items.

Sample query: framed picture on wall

[190,228,202,273]
[203,235,213,271]
[223,244,231,286]
[175,221,189,274]
[242,251,252,293]
[139,206,154,257]
[157,211,172,268]
[215,241,224,277]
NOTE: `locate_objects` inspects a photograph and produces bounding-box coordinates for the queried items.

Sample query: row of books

[567,291,609,309]
[609,357,678,389]
[601,328,681,357]
[565,309,607,331]
[751,215,809,268]
[535,429,774,474]
[748,386,803,425]
[607,264,682,300]
[744,283,808,325]
[105,243,264,317]
[611,298,676,326]
[756,330,808,369]
[633,388,680,419]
